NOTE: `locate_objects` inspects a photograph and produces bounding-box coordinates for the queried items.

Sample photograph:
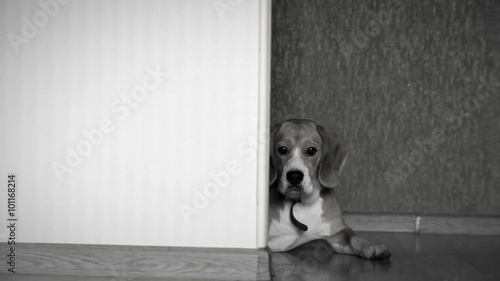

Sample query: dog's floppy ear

[269,157,277,185]
[317,125,347,188]
[269,123,282,185]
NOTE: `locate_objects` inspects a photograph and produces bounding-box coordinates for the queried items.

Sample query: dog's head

[269,119,347,201]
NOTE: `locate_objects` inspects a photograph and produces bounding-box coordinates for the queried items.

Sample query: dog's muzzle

[283,170,304,199]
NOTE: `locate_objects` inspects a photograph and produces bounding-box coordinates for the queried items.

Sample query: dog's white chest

[268,198,331,252]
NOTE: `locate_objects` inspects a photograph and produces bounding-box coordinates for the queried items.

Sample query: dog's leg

[326,228,391,260]
[349,234,391,260]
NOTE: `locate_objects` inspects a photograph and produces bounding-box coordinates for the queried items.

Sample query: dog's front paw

[360,244,391,260]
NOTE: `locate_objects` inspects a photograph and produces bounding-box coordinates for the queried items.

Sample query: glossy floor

[1,232,499,280]
[269,232,500,281]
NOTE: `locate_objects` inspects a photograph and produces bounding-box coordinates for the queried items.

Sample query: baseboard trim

[343,212,500,235]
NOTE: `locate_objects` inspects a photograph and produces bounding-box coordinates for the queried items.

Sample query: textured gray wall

[271,0,500,215]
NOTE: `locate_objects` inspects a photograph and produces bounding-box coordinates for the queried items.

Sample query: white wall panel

[0,0,265,249]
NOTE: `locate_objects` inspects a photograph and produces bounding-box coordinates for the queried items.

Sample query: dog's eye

[306,147,318,156]
[277,146,288,155]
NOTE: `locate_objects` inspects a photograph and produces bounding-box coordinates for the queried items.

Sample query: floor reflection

[269,239,391,281]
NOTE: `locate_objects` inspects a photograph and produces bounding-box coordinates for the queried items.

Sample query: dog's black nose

[286,170,304,185]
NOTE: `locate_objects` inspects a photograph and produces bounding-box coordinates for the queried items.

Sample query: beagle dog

[268,119,391,260]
